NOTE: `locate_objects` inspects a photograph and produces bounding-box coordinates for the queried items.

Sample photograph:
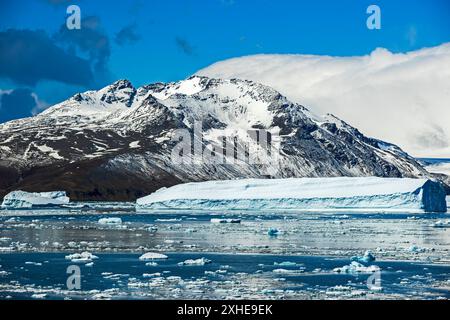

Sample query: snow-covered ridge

[136,177,447,213]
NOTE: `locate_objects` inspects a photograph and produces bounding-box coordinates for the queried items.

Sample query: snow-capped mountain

[0,76,445,200]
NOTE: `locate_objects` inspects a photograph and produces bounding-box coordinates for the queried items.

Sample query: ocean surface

[0,203,449,300]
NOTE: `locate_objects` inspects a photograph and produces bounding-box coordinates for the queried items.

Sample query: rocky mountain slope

[0,76,444,201]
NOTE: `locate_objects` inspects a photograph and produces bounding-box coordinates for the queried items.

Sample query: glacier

[136,177,447,213]
[1,190,70,209]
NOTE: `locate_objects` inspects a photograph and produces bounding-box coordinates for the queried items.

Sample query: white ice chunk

[406,245,432,253]
[139,252,168,261]
[333,261,380,273]
[92,293,112,300]
[1,190,69,209]
[274,261,301,267]
[0,270,10,277]
[143,272,161,278]
[210,218,241,224]
[65,251,98,263]
[136,177,447,213]
[129,140,140,149]
[98,217,122,225]
[178,258,212,266]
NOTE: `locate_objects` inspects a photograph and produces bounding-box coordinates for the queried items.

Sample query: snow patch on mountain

[149,76,204,100]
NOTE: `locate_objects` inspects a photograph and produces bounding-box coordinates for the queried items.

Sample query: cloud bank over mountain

[197,43,450,158]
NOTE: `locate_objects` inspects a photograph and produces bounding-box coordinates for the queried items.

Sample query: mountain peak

[0,75,437,201]
[110,79,134,89]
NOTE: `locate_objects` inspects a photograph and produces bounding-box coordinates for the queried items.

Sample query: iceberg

[351,250,376,264]
[139,252,168,261]
[1,190,70,209]
[178,258,212,266]
[98,217,123,225]
[405,245,432,253]
[136,177,447,213]
[65,251,98,263]
[333,261,380,274]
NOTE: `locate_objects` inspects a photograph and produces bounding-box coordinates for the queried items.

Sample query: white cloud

[0,89,13,112]
[30,92,49,115]
[197,43,450,158]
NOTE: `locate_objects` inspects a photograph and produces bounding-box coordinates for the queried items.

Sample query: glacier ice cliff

[1,190,70,209]
[136,177,447,213]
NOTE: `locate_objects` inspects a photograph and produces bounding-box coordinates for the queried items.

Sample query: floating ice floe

[272,268,304,274]
[98,217,123,225]
[333,261,380,273]
[164,239,182,244]
[143,272,161,278]
[139,252,168,261]
[272,268,292,274]
[1,190,70,209]
[92,293,112,300]
[430,220,450,228]
[0,265,10,277]
[135,177,447,213]
[210,218,241,224]
[65,251,99,263]
[178,258,212,266]
[0,270,9,277]
[406,245,433,253]
[274,261,301,267]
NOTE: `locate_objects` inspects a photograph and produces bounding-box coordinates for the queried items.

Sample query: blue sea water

[0,252,449,300]
[0,206,449,299]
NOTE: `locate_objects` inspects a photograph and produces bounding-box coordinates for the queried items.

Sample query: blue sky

[0,0,449,123]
